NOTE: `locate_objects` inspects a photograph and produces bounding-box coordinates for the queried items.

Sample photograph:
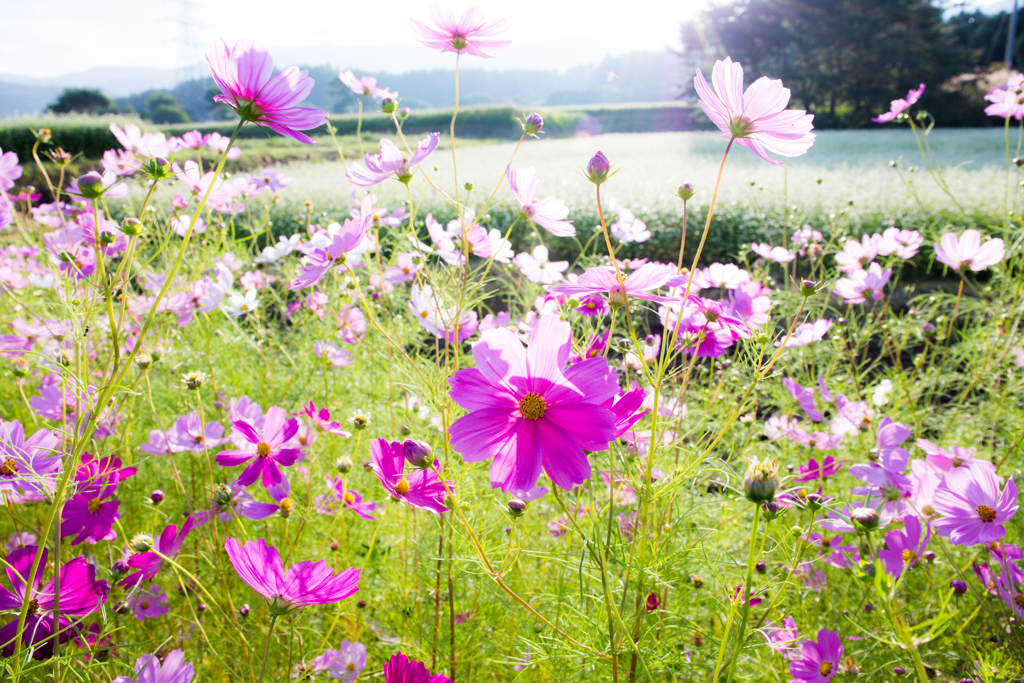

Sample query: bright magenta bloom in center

[448,315,619,492]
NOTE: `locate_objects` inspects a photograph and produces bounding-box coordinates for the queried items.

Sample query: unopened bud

[150,490,165,505]
[329,539,339,552]
[180,371,207,390]
[761,501,782,520]
[399,107,410,119]
[212,483,232,506]
[585,151,612,185]
[130,533,153,553]
[1014,156,1023,167]
[335,456,353,474]
[381,97,398,114]
[755,561,767,574]
[279,497,294,518]
[73,172,105,199]
[402,440,434,469]
[507,498,526,517]
[675,183,696,201]
[850,507,880,530]
[800,280,816,297]
[120,217,146,236]
[239,604,250,617]
[523,113,544,136]
[950,579,967,595]
[111,560,129,577]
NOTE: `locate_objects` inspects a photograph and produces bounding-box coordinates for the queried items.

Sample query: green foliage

[145,91,191,124]
[0,113,141,162]
[47,87,116,115]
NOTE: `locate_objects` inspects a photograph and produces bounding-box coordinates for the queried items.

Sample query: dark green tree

[145,91,190,124]
[678,0,976,127]
[48,88,116,114]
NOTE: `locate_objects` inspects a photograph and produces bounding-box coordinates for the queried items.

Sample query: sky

[0,0,698,79]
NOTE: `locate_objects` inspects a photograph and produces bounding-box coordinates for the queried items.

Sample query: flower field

[0,7,1022,683]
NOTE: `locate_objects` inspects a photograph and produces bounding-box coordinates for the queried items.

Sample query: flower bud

[356,599,368,609]
[863,602,874,612]
[950,579,967,595]
[760,501,783,520]
[507,498,526,517]
[197,602,208,612]
[585,151,612,185]
[805,491,826,511]
[279,497,294,518]
[11,357,30,378]
[893,667,906,675]
[523,113,544,136]
[403,440,434,469]
[111,560,129,577]
[399,107,410,119]
[381,97,399,114]
[755,561,767,574]
[150,490,165,505]
[139,156,175,181]
[329,539,339,552]
[850,507,880,530]
[36,128,52,143]
[1015,156,1024,167]
[800,280,816,297]
[130,533,153,553]
[73,172,106,199]
[645,593,660,612]
[923,551,936,563]
[675,183,696,201]
[742,457,779,504]
[463,182,474,191]
[120,217,147,237]
[212,483,233,506]
[239,603,250,617]
[334,456,353,473]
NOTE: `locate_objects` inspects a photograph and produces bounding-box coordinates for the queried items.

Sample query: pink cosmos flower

[339,70,395,99]
[304,401,352,437]
[0,546,108,660]
[934,229,1005,272]
[113,650,194,683]
[985,73,1024,119]
[0,420,61,497]
[289,216,369,289]
[872,84,926,123]
[225,537,360,613]
[0,147,23,191]
[447,315,620,492]
[370,439,450,514]
[347,135,441,187]
[784,378,822,422]
[166,411,229,453]
[314,341,353,368]
[750,243,794,263]
[316,475,378,520]
[175,130,211,150]
[207,131,242,159]
[778,319,832,348]
[807,533,859,569]
[723,280,772,332]
[878,515,930,578]
[690,262,750,291]
[764,616,801,660]
[507,166,575,236]
[216,406,302,488]
[832,262,891,304]
[834,234,881,273]
[410,6,510,58]
[298,640,366,681]
[383,651,452,683]
[795,455,842,481]
[131,584,170,621]
[931,465,1018,546]
[878,227,923,259]
[693,57,815,165]
[206,39,327,145]
[548,263,686,306]
[62,476,121,545]
[789,629,843,683]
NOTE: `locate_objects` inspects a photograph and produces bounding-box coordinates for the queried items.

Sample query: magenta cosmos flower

[934,229,1005,272]
[120,517,196,588]
[347,135,440,187]
[878,515,930,578]
[370,439,450,514]
[384,652,451,683]
[507,166,575,237]
[931,465,1018,546]
[447,315,619,492]
[316,475,378,520]
[694,57,815,165]
[795,455,842,482]
[410,6,510,58]
[217,406,301,487]
[206,39,327,145]
[789,629,843,683]
[873,84,926,123]
[0,546,108,660]
[548,263,686,307]
[288,217,369,290]
[113,650,195,683]
[225,538,360,614]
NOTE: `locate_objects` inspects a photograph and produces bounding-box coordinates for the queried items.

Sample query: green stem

[721,504,762,683]
[257,614,278,683]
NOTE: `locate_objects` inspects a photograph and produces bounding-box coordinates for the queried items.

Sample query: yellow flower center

[977,504,997,523]
[519,392,547,420]
[0,459,17,476]
[346,662,356,672]
[88,498,103,514]
[140,600,150,609]
[26,598,39,615]
[395,479,411,495]
[257,442,271,458]
[819,661,833,676]
[902,549,917,564]
[344,492,355,504]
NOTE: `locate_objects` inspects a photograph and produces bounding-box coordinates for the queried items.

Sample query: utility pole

[1007,0,1019,70]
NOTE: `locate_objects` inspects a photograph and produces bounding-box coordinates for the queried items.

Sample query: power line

[175,0,203,86]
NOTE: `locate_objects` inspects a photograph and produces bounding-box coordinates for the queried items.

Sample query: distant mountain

[0,48,683,119]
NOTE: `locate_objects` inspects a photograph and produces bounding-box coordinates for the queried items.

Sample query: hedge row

[0,104,712,162]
